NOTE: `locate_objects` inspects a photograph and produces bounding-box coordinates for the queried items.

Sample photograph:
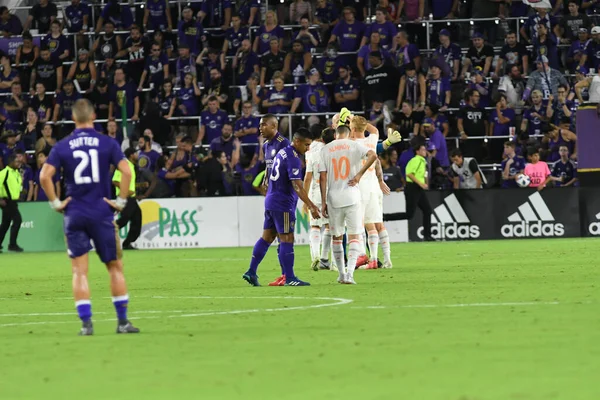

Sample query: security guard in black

[0,154,24,252]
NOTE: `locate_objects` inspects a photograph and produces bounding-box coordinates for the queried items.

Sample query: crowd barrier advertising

[1,202,65,252]
[406,188,581,241]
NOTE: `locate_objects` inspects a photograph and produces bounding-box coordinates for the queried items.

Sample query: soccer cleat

[268,275,286,286]
[344,276,357,285]
[116,321,140,334]
[284,278,311,286]
[356,254,369,267]
[78,321,93,336]
[311,259,320,271]
[242,273,261,287]
[337,274,347,283]
[365,260,379,270]
[381,260,393,269]
[318,259,331,270]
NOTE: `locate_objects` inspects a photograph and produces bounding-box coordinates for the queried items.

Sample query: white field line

[350,301,596,310]
[0,296,353,328]
[179,258,248,262]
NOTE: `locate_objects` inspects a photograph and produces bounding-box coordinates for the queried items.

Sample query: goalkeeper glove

[383,128,402,148]
[338,107,352,127]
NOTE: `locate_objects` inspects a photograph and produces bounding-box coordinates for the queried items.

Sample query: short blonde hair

[531,89,543,98]
[350,115,368,133]
[72,99,96,124]
[265,10,278,25]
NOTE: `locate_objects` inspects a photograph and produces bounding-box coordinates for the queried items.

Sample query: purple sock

[277,244,284,275]
[278,242,295,281]
[247,238,271,275]
[112,294,129,323]
[76,300,92,323]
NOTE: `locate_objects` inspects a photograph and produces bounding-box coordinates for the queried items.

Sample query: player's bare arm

[349,150,377,187]
[291,180,320,220]
[375,159,391,195]
[40,163,72,212]
[104,159,132,212]
[319,171,328,218]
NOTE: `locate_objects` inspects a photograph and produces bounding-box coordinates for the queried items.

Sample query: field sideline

[0,239,598,400]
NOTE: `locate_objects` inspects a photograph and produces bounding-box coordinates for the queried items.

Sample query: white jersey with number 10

[319,139,371,209]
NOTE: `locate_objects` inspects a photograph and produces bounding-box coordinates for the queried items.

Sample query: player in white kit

[303,127,335,271]
[319,125,378,284]
[349,116,394,269]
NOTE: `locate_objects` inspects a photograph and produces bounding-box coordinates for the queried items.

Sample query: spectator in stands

[155,80,176,119]
[34,151,60,202]
[67,49,96,95]
[176,73,201,137]
[543,120,577,162]
[466,68,491,108]
[525,147,551,188]
[0,131,25,169]
[581,26,600,71]
[221,14,249,70]
[199,96,228,144]
[96,0,134,32]
[117,25,149,86]
[198,0,232,44]
[574,64,600,101]
[174,44,196,88]
[294,15,321,54]
[315,0,339,42]
[567,28,590,72]
[233,39,259,86]
[329,6,366,58]
[92,20,122,61]
[104,120,123,148]
[138,42,168,92]
[261,38,286,86]
[488,93,516,161]
[89,78,109,121]
[153,29,173,58]
[501,141,526,188]
[197,48,221,88]
[53,79,80,137]
[498,65,525,111]
[201,67,229,107]
[391,30,421,74]
[65,0,91,52]
[461,32,494,78]
[449,148,484,189]
[233,73,262,116]
[15,33,38,94]
[368,97,392,134]
[0,6,23,37]
[283,40,313,84]
[238,0,260,27]
[523,56,569,102]
[0,54,19,97]
[144,156,176,198]
[546,144,578,187]
[393,100,420,138]
[318,43,342,84]
[108,67,140,138]
[137,135,161,172]
[361,7,397,49]
[262,71,293,134]
[15,150,34,202]
[423,117,449,168]
[143,0,173,32]
[357,32,390,78]
[496,31,529,79]
[334,65,361,111]
[2,82,26,132]
[42,20,69,62]
[430,0,458,22]
[178,6,206,56]
[471,0,502,45]
[559,0,591,43]
[253,11,284,55]
[425,63,451,110]
[290,0,313,23]
[522,89,553,138]
[234,100,260,157]
[22,109,41,151]
[235,151,264,195]
[140,128,164,153]
[396,62,425,111]
[432,30,460,82]
[24,0,57,34]
[380,148,403,190]
[457,89,487,161]
[363,51,399,110]
[30,82,53,123]
[520,6,557,44]
[209,122,241,166]
[552,85,574,124]
[582,0,600,18]
[533,23,560,70]
[291,68,330,128]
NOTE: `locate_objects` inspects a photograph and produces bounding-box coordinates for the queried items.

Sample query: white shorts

[361,189,383,224]
[328,202,363,237]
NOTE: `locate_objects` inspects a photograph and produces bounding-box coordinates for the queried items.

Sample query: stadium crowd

[0,0,585,199]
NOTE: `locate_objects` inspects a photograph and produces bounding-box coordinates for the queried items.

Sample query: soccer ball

[516,174,531,188]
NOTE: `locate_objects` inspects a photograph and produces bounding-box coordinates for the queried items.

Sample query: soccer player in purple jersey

[243,127,320,287]
[39,99,139,336]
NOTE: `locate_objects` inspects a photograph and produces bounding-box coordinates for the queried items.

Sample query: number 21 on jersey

[74,149,100,184]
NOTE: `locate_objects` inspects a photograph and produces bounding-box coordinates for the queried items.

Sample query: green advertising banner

[1,202,66,252]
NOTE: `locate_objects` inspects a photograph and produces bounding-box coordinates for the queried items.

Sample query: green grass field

[0,239,599,400]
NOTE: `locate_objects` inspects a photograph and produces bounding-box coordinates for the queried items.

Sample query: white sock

[347,238,361,277]
[332,239,345,279]
[367,230,379,261]
[320,228,332,261]
[309,227,321,261]
[359,231,367,255]
[379,229,391,263]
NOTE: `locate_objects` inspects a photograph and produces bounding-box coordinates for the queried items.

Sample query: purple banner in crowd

[575,106,600,170]
[0,37,42,59]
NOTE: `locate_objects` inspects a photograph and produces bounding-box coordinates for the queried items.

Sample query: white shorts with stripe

[328,202,362,237]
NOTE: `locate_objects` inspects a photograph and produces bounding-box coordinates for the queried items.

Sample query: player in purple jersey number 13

[39,99,140,336]
[243,128,320,287]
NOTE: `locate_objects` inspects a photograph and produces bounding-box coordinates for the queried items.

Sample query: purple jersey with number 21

[46,128,127,262]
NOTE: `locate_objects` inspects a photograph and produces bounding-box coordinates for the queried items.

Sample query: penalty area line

[351,301,594,310]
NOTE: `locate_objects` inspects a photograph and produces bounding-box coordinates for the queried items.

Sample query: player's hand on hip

[380,181,391,195]
[321,204,328,219]
[103,197,127,212]
[51,197,72,213]
[348,173,362,186]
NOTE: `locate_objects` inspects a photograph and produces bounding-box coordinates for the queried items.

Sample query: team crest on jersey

[271,149,276,156]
